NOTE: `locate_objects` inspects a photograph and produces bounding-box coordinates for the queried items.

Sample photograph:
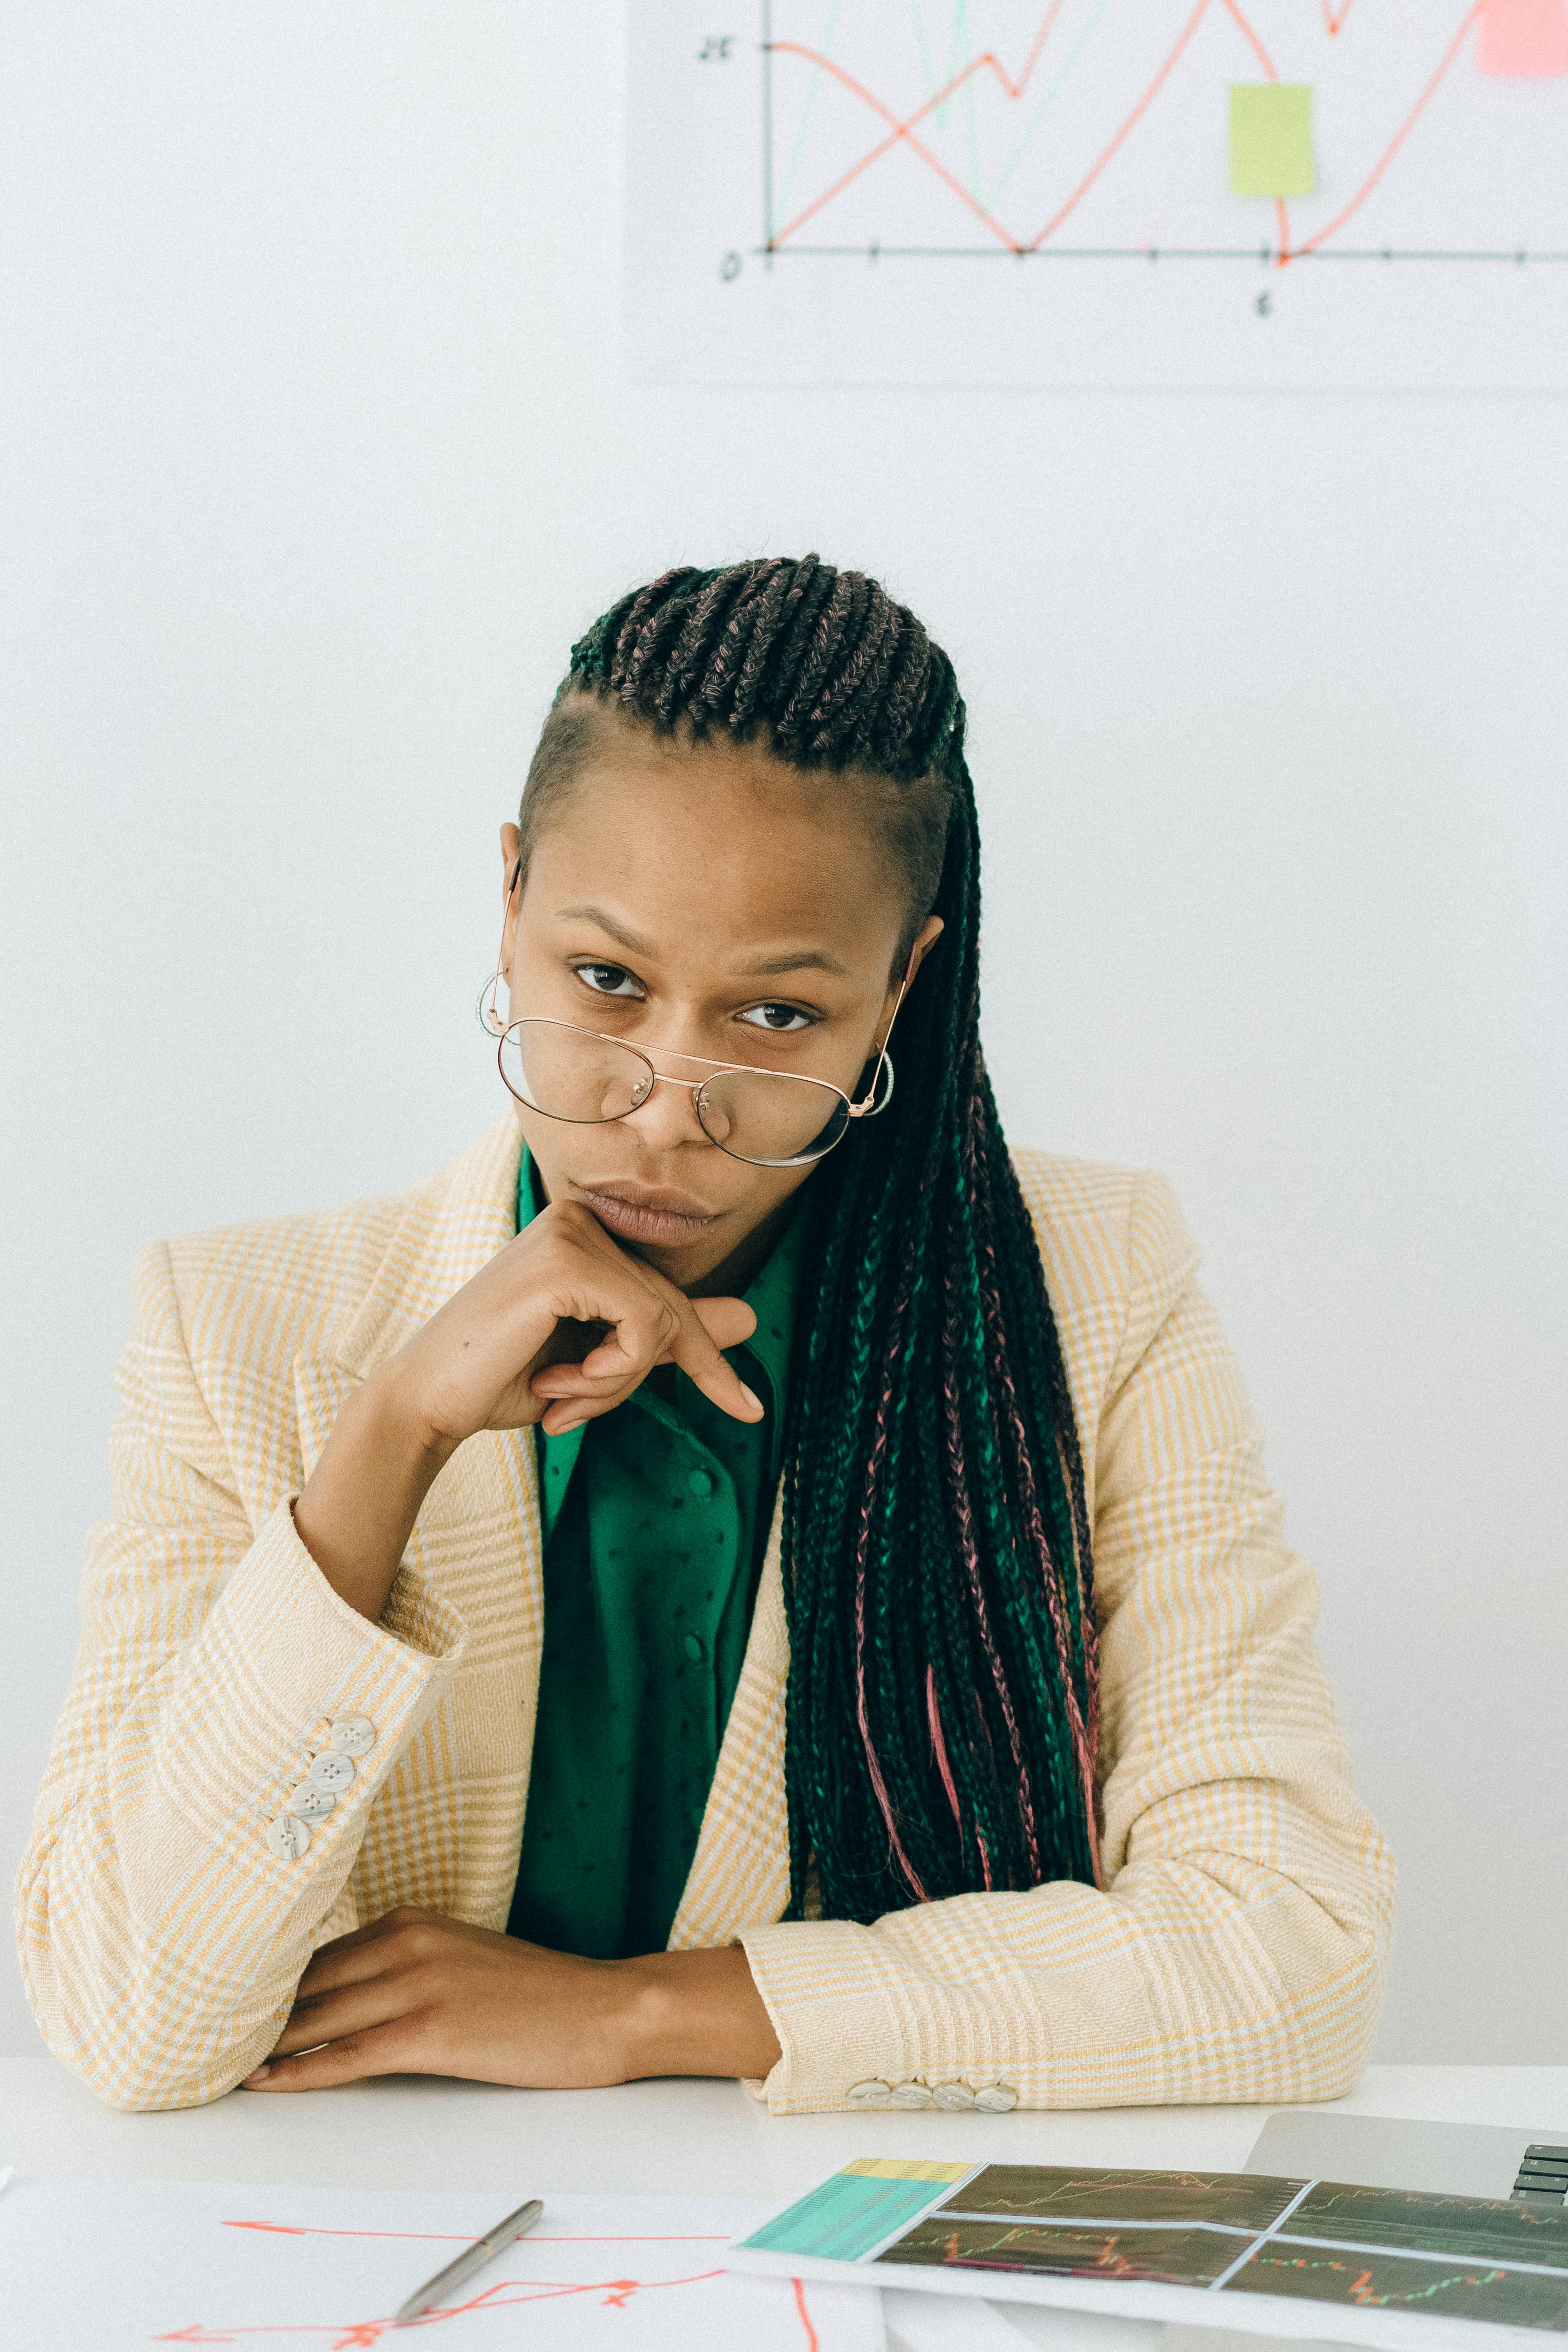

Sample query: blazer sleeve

[738,1169,1396,2115]
[14,1239,468,2111]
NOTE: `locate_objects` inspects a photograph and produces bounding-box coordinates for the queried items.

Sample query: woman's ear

[500,821,522,900]
[902,914,945,988]
[499,822,523,972]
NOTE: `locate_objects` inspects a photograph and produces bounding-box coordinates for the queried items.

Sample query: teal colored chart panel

[742,2170,959,2262]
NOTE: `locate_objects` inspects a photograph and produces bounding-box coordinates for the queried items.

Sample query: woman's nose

[623,1068,711,1148]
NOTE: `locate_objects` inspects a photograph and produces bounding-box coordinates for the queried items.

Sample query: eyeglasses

[479,911,910,1168]
[488,1015,899,1167]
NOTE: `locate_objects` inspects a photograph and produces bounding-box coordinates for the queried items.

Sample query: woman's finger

[533,1293,758,1396]
[645,1287,763,1423]
[293,1903,441,1980]
[542,1278,760,1426]
[243,2019,421,2092]
[292,1937,406,2006]
[270,1973,413,2056]
[686,1296,759,1355]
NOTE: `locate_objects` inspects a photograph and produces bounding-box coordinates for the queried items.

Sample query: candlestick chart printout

[624,1,1568,384]
[0,2179,885,2352]
[732,2162,1568,2349]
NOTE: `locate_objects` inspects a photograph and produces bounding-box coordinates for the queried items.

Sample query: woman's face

[498,719,942,1292]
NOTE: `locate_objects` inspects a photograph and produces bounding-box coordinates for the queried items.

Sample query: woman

[18,555,1394,2114]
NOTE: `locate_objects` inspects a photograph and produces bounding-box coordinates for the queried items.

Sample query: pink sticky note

[1478,0,1568,75]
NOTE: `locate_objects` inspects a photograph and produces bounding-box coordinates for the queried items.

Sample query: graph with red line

[0,2178,881,2352]
[625,0,1568,385]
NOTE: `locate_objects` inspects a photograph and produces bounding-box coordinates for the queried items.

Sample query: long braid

[537,556,1101,1920]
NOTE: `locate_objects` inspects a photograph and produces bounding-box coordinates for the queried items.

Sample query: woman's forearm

[293,1373,458,1624]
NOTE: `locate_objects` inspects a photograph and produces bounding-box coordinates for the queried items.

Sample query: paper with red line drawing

[0,2179,885,2351]
[625,0,1568,386]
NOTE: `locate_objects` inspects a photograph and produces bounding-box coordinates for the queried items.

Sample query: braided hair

[522,555,1100,1923]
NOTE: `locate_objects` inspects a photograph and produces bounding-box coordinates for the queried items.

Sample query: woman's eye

[738,1002,813,1033]
[574,963,643,999]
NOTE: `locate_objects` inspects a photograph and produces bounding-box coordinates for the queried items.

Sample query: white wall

[3,2,1564,2065]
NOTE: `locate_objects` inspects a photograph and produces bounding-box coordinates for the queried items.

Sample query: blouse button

[974,2083,1019,2113]
[682,1632,706,1664]
[847,2079,892,2107]
[931,2081,976,2110]
[687,1468,716,1498]
[890,2079,933,2108]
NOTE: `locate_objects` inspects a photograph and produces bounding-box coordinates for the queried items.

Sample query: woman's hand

[241,1907,781,2093]
[383,1196,760,1450]
[294,1200,760,1622]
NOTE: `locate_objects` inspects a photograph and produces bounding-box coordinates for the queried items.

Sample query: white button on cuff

[290,1783,337,1823]
[890,2080,933,2109]
[328,1714,377,1757]
[974,2084,1019,2113]
[932,2081,976,2110]
[306,1751,356,1793]
[266,1814,311,1862]
[847,2079,892,2108]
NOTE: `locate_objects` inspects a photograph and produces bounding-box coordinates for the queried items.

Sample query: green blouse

[506,1152,799,1960]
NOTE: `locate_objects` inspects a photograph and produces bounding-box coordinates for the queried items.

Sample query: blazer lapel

[667,1486,793,1947]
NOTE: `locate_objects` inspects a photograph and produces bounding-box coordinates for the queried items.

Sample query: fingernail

[553,1414,586,1434]
[244,2065,271,2084]
[739,1385,763,1417]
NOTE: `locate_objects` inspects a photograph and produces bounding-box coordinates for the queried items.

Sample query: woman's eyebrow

[556,903,850,981]
[554,903,654,955]
[739,948,851,978]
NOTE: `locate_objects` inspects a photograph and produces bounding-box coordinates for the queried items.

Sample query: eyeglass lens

[499,1021,851,1166]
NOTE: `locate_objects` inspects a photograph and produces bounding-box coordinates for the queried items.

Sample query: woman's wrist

[615,1944,782,2083]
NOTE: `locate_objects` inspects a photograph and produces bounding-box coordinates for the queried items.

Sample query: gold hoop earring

[861,1049,895,1117]
[477,968,509,1036]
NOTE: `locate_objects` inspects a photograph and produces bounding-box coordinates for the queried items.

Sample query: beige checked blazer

[17,1114,1395,2114]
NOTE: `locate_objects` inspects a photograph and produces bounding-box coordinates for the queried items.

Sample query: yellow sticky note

[1230,84,1315,197]
[841,2158,971,2182]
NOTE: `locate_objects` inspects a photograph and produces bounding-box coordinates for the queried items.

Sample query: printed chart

[731,2160,1568,2349]
[0,2179,884,2352]
[623,1,1568,384]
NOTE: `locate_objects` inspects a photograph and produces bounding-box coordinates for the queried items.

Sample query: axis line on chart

[763,0,1499,267]
[755,245,1568,264]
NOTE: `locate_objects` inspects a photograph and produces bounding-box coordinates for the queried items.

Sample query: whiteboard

[623,0,1568,386]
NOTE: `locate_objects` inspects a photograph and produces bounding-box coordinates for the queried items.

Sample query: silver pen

[392,2195,544,2325]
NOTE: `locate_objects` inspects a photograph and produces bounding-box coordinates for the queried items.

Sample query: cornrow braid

[538,555,1100,1922]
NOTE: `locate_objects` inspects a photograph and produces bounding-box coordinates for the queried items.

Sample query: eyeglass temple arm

[847,955,917,1116]
[483,861,525,1025]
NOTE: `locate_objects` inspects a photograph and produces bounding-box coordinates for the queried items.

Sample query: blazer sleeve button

[890,2080,934,2108]
[974,2083,1019,2112]
[328,1714,377,1757]
[847,2079,892,2107]
[265,1814,311,1862]
[931,2081,976,2109]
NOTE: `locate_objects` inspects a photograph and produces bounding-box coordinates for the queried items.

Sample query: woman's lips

[573,1187,719,1248]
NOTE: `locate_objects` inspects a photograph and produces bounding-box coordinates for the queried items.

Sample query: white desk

[6,2047,1567,2348]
